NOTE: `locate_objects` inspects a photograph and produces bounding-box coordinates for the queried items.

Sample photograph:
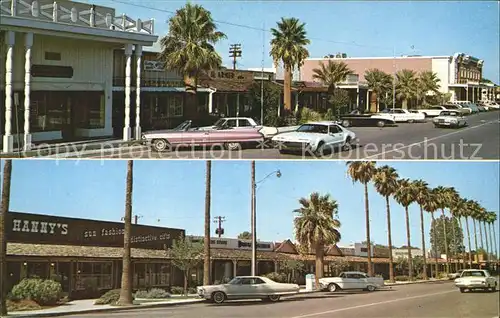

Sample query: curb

[8,299,203,317]
[384,278,450,286]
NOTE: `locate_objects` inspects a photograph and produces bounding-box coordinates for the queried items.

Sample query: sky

[2,159,499,250]
[90,0,499,83]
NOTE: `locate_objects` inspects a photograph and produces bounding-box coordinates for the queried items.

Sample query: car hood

[273,132,326,141]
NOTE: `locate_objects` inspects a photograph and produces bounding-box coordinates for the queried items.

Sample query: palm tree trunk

[405,206,413,281]
[203,161,212,286]
[451,217,457,272]
[441,210,450,273]
[431,213,439,277]
[385,196,395,283]
[118,160,134,305]
[457,217,466,270]
[479,220,484,251]
[483,222,490,266]
[491,223,498,260]
[283,65,292,114]
[376,96,380,113]
[364,183,373,276]
[419,206,427,280]
[0,160,13,316]
[315,244,324,290]
[473,218,478,251]
[466,217,473,268]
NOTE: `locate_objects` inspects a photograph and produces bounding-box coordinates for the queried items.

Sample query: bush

[170,286,184,295]
[10,278,63,306]
[94,289,134,305]
[394,275,409,282]
[264,272,287,283]
[134,288,171,299]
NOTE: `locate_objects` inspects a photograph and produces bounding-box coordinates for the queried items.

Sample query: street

[69,281,498,318]
[44,111,499,160]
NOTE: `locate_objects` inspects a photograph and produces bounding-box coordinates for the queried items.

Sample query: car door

[341,273,359,289]
[327,125,344,146]
[236,277,255,297]
[238,119,254,129]
[209,119,237,144]
[250,277,269,297]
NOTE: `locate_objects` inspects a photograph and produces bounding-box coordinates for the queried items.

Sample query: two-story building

[0,0,157,152]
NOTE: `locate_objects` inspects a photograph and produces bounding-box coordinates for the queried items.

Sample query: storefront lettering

[12,219,68,235]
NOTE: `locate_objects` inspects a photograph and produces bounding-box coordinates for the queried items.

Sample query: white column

[3,31,15,153]
[23,32,33,151]
[356,87,360,108]
[134,44,142,140]
[236,93,240,117]
[466,87,469,101]
[366,89,370,111]
[208,89,215,113]
[123,44,133,141]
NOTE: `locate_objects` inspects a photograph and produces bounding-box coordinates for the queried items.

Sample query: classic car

[377,108,426,123]
[454,269,497,293]
[338,109,396,127]
[483,101,500,109]
[271,121,356,155]
[318,271,385,292]
[197,276,300,304]
[432,111,468,128]
[451,101,478,113]
[141,125,264,152]
[193,117,299,139]
[416,105,449,117]
[448,269,464,280]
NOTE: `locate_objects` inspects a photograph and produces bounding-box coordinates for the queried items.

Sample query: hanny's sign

[6,211,184,250]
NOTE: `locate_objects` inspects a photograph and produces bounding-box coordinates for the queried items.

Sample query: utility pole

[213,216,226,238]
[251,161,256,276]
[229,44,242,71]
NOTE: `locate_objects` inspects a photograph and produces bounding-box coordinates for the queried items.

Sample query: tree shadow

[206,294,344,307]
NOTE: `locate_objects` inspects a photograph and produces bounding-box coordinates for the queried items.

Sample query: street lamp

[251,161,281,276]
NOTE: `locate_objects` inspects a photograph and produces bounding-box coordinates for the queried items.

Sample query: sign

[32,65,74,78]
[144,60,165,72]
[188,236,274,251]
[6,211,184,250]
[209,70,250,81]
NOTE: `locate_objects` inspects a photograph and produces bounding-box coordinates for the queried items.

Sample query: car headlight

[141,133,146,139]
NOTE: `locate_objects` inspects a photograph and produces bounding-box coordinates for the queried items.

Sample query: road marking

[362,119,498,159]
[289,290,457,318]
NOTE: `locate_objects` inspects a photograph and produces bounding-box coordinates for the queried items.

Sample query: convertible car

[197,276,300,304]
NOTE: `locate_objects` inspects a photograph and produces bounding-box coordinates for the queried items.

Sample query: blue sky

[3,160,499,249]
[91,0,499,82]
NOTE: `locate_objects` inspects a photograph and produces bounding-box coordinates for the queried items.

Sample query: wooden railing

[0,0,154,34]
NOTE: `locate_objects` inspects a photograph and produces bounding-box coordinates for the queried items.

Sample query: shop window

[30,92,68,132]
[74,92,105,129]
[74,262,113,290]
[44,52,62,61]
[168,95,183,117]
[27,262,49,279]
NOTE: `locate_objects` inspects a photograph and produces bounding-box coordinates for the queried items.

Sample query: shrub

[394,275,409,282]
[10,278,63,306]
[187,287,197,295]
[134,288,171,299]
[264,272,287,283]
[94,289,134,305]
[170,286,184,295]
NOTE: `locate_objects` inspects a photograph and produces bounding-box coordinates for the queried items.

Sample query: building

[0,0,157,152]
[299,53,496,111]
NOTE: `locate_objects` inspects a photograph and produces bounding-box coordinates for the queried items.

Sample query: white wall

[431,57,451,94]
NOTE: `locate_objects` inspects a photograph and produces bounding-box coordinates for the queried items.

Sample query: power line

[109,0,395,53]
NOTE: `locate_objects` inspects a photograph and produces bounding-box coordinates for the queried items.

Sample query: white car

[271,121,356,155]
[483,101,500,110]
[448,269,464,280]
[319,271,385,292]
[378,108,425,122]
[197,276,300,304]
[432,110,468,128]
[416,105,451,117]
[454,269,498,293]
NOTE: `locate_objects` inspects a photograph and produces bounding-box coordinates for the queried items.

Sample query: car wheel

[366,285,376,292]
[342,120,351,127]
[225,142,241,151]
[459,288,466,293]
[328,283,338,292]
[152,139,169,152]
[342,137,352,152]
[408,119,415,123]
[212,291,226,304]
[376,120,386,127]
[268,295,280,302]
[423,112,428,117]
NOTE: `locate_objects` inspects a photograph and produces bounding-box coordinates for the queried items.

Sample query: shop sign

[188,236,274,251]
[144,60,166,71]
[7,211,184,250]
[209,70,249,81]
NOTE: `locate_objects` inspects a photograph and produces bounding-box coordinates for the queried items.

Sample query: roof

[306,56,451,61]
[304,121,338,125]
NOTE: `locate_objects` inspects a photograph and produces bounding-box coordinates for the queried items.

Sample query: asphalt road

[70,281,499,318]
[53,111,500,160]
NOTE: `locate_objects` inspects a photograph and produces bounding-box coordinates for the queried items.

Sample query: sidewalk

[384,278,450,286]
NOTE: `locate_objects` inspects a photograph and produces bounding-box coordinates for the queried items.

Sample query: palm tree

[312,61,353,116]
[294,192,341,289]
[203,160,212,285]
[365,69,393,112]
[395,69,417,109]
[464,199,475,268]
[450,197,469,269]
[416,71,441,107]
[159,3,226,115]
[346,161,377,276]
[117,160,134,305]
[443,187,460,272]
[372,165,399,283]
[422,188,440,277]
[486,212,498,260]
[413,179,430,280]
[270,17,310,114]
[434,186,456,273]
[394,178,417,280]
[481,213,490,265]
[0,160,13,316]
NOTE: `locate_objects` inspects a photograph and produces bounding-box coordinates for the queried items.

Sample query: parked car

[441,104,470,115]
[338,109,396,127]
[483,101,500,109]
[271,121,356,155]
[319,271,384,292]
[448,269,464,280]
[378,108,426,123]
[141,125,264,152]
[193,117,299,139]
[451,101,478,113]
[416,105,450,117]
[454,269,497,293]
[197,276,300,304]
[432,111,468,128]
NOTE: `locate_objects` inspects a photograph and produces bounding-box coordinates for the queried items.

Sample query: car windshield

[296,124,328,134]
[213,119,225,128]
[173,120,191,131]
[461,271,485,277]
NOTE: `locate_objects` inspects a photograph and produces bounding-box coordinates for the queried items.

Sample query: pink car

[141,126,265,152]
